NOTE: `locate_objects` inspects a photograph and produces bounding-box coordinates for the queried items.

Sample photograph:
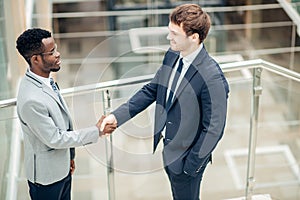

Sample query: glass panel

[64,92,109,200]
[0,0,15,198]
[83,69,253,199]
[0,107,19,199]
[0,0,10,100]
[222,68,300,199]
[2,64,300,199]
[251,69,300,199]
[1,0,299,199]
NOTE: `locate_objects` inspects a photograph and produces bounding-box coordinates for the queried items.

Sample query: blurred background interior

[1,0,300,199]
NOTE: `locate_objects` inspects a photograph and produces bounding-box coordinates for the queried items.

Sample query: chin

[170,47,179,52]
[170,45,178,51]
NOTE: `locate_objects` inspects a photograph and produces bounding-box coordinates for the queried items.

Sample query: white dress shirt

[162,43,203,138]
[28,69,53,89]
[166,43,203,102]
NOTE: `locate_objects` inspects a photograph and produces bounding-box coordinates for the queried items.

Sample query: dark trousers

[28,173,72,200]
[165,157,210,200]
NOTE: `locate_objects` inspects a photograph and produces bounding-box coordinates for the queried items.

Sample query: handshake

[96,114,118,136]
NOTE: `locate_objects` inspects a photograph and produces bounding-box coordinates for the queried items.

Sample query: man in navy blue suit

[102,4,229,200]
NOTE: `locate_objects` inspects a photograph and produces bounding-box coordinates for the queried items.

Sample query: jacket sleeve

[183,72,229,177]
[112,67,162,126]
[20,99,99,149]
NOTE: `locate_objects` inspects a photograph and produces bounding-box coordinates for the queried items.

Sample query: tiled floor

[225,194,272,200]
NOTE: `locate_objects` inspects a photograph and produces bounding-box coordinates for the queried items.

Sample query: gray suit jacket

[17,70,99,185]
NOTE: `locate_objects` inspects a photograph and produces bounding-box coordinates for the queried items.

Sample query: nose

[167,32,171,40]
[55,51,60,57]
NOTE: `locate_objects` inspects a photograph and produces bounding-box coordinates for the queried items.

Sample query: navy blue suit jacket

[112,46,229,177]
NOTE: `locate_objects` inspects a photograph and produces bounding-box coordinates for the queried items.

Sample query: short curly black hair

[16,28,51,66]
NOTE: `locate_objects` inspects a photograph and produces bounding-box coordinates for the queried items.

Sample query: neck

[181,43,200,57]
[30,67,50,78]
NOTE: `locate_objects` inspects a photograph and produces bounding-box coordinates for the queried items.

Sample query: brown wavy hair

[169,4,211,44]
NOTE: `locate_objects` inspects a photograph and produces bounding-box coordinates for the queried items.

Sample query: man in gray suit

[101,4,229,200]
[16,28,116,200]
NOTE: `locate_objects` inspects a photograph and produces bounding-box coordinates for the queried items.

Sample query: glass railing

[0,59,299,200]
[0,106,19,200]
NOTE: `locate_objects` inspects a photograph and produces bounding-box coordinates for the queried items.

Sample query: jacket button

[167,121,172,124]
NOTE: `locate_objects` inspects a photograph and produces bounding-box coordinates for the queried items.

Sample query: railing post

[102,90,115,200]
[245,67,263,200]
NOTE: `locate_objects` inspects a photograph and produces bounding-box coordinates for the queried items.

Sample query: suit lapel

[175,65,197,98]
[44,85,73,121]
[43,83,73,129]
[43,86,65,109]
[25,70,71,117]
[167,47,207,109]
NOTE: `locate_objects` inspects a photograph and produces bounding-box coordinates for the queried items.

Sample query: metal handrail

[1,58,300,200]
[1,59,300,109]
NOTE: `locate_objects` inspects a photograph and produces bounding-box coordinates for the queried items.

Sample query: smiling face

[167,22,200,57]
[167,4,211,56]
[30,37,61,78]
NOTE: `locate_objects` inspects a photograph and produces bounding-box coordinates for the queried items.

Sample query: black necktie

[166,58,183,110]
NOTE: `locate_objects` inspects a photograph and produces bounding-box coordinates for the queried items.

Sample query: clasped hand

[96,114,117,136]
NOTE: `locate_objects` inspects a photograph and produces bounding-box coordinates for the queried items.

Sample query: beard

[50,67,61,72]
[41,56,61,72]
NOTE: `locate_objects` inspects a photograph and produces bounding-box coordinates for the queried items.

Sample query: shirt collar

[28,68,52,88]
[181,43,203,68]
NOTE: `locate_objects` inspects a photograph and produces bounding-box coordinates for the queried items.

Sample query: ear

[191,33,199,42]
[30,54,40,66]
